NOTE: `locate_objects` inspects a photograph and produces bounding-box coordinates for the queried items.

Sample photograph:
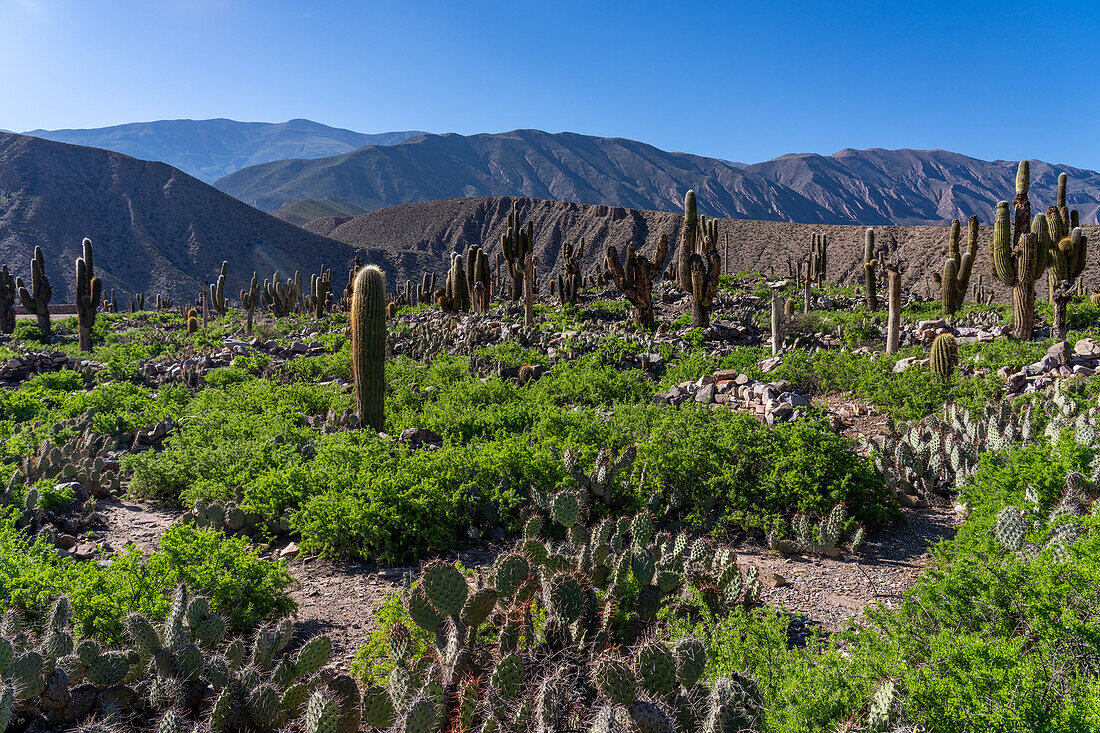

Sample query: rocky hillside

[216,129,1100,225]
[306,196,1100,298]
[272,197,367,226]
[24,119,424,183]
[0,132,365,302]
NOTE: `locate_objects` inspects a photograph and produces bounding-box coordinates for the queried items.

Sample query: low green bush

[0,513,294,642]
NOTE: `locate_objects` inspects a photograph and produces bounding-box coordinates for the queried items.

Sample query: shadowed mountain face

[0,132,366,302]
[305,196,1100,299]
[215,130,1100,226]
[23,119,424,183]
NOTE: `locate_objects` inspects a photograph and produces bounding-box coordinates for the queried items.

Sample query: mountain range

[0,131,366,302]
[23,119,424,183]
[213,129,1100,226]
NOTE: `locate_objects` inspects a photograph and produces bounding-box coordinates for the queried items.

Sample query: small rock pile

[0,351,101,384]
[1000,338,1100,395]
[652,369,814,424]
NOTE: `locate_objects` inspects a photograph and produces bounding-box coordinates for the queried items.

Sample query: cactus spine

[934,217,978,315]
[17,246,52,339]
[75,238,102,352]
[350,266,386,432]
[606,235,668,327]
[863,228,878,311]
[991,161,1050,339]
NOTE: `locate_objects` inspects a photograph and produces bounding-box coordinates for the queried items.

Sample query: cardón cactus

[991,161,1050,339]
[350,265,387,431]
[933,217,979,315]
[606,235,667,327]
[74,239,103,352]
[17,246,53,339]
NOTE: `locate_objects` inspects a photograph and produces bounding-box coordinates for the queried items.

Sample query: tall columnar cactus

[677,191,698,291]
[0,265,16,334]
[1045,173,1088,339]
[523,253,535,327]
[208,261,229,316]
[350,266,386,432]
[416,273,435,305]
[263,270,298,317]
[930,332,958,379]
[558,238,584,306]
[809,233,827,286]
[310,267,332,317]
[17,246,53,339]
[606,235,668,327]
[74,238,102,352]
[240,272,260,335]
[675,191,721,327]
[502,201,534,301]
[933,217,979,315]
[991,161,1049,339]
[886,264,901,354]
[440,254,471,313]
[465,249,490,313]
[863,228,878,311]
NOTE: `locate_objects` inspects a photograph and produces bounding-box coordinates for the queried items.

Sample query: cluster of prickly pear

[992,472,1092,560]
[767,503,864,558]
[4,409,122,507]
[558,446,637,510]
[0,585,345,733]
[190,500,292,539]
[375,501,762,732]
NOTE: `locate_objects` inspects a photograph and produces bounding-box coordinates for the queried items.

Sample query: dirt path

[95,498,958,667]
[736,505,959,638]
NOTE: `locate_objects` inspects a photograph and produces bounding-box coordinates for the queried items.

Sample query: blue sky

[2,0,1098,168]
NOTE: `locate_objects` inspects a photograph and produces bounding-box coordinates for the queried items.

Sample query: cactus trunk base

[691,300,709,328]
[36,313,51,340]
[1011,284,1035,340]
[78,326,92,352]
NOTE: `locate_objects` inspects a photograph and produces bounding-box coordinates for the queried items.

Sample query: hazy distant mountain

[215,130,1100,226]
[0,132,364,302]
[23,119,424,182]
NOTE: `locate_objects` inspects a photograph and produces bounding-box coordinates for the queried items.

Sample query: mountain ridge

[0,131,368,302]
[23,119,425,183]
[214,130,1100,226]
